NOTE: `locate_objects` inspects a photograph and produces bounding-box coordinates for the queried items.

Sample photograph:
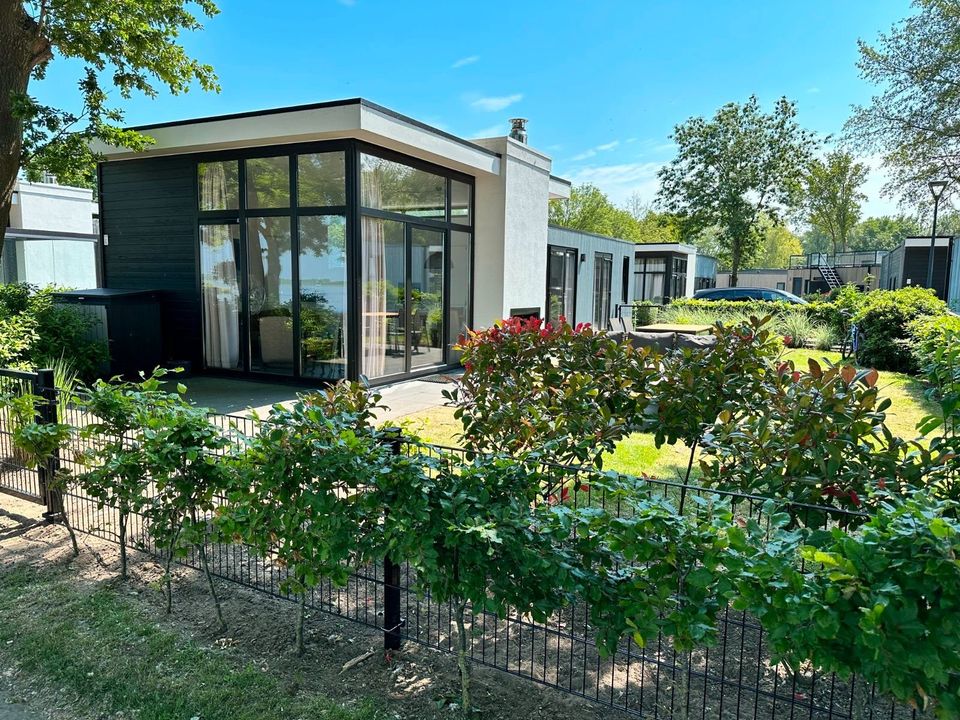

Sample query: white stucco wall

[470,137,553,326]
[685,250,697,297]
[12,181,96,234]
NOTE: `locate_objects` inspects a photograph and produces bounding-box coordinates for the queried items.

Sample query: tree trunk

[730,240,741,288]
[454,599,471,716]
[0,3,50,264]
[198,541,226,633]
[119,511,128,579]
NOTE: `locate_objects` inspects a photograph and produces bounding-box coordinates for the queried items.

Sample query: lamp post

[926,179,949,291]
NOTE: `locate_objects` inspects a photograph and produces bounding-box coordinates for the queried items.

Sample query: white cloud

[807,86,821,94]
[471,94,523,112]
[452,55,480,69]
[570,149,597,161]
[565,161,664,206]
[567,140,621,162]
[596,140,620,152]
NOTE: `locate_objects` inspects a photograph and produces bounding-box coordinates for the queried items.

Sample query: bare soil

[0,494,621,720]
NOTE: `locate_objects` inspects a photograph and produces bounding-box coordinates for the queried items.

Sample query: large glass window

[247,216,292,374]
[299,215,347,379]
[246,156,290,210]
[298,152,346,207]
[448,231,472,361]
[199,223,241,370]
[360,153,446,219]
[593,253,613,328]
[198,161,239,211]
[634,256,667,303]
[546,246,577,324]
[451,179,472,225]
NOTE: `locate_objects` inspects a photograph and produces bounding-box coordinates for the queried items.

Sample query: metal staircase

[818,264,843,290]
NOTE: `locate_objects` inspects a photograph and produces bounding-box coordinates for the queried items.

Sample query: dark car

[693,287,808,304]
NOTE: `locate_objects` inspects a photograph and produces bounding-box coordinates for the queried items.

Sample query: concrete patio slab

[178,372,458,423]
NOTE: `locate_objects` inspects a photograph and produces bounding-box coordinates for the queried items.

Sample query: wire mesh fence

[0,378,928,720]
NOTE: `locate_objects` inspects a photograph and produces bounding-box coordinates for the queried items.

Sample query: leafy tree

[849,215,922,251]
[0,1,220,259]
[744,216,803,269]
[803,151,868,255]
[548,183,643,241]
[626,194,683,244]
[658,96,817,286]
[846,0,960,206]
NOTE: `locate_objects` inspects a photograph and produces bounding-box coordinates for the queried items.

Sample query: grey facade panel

[99,155,200,365]
[547,226,634,326]
[902,246,950,297]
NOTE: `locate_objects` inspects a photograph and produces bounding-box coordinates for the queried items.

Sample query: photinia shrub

[652,316,781,448]
[698,358,916,522]
[447,316,657,466]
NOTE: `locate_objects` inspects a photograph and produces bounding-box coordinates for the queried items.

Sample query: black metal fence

[0,368,53,505]
[1,381,928,720]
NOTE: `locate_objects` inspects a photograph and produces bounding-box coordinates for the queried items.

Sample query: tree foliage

[657,96,817,286]
[803,151,869,255]
[1,1,220,254]
[548,183,645,241]
[846,0,960,206]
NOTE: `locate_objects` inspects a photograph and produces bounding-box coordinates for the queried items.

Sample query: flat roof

[547,224,635,248]
[92,98,506,178]
[634,241,699,254]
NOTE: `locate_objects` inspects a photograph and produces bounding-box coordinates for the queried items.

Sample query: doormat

[417,374,462,384]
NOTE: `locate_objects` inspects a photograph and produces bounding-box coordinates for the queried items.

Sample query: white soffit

[549,175,572,200]
[91,100,501,177]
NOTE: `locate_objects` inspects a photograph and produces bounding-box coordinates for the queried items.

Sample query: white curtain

[201,225,241,369]
[361,217,387,378]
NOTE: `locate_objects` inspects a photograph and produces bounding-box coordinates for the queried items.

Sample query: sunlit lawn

[398,347,939,482]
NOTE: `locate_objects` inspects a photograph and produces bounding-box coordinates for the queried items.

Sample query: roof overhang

[92,98,501,178]
[903,236,952,248]
[548,175,572,200]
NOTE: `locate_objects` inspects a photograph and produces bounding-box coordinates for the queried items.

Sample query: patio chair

[609,316,625,333]
[621,316,636,333]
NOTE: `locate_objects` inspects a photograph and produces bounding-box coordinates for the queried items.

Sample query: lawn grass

[400,347,940,481]
[0,565,382,720]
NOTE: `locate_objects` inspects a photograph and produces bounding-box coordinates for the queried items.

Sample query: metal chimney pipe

[509,118,528,144]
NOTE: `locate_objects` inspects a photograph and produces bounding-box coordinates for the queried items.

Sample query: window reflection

[360,153,446,219]
[200,223,241,369]
[298,152,346,207]
[247,216,292,374]
[448,231,472,362]
[246,156,290,209]
[198,162,239,211]
[451,180,471,225]
[299,215,347,379]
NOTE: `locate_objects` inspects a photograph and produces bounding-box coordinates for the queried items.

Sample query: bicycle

[839,311,865,363]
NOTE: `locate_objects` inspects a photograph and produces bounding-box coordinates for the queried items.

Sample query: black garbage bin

[53,289,163,378]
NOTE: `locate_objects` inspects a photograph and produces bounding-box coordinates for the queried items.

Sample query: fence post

[34,368,62,521]
[382,427,403,651]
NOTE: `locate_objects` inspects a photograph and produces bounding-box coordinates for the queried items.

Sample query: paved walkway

[181,373,455,423]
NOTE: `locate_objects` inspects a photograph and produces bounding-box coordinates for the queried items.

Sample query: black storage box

[53,289,163,379]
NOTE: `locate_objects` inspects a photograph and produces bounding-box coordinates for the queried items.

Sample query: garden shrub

[735,494,960,718]
[653,316,781,447]
[0,284,107,379]
[448,316,657,466]
[776,312,817,348]
[853,287,948,372]
[377,450,580,713]
[699,358,919,521]
[218,383,410,654]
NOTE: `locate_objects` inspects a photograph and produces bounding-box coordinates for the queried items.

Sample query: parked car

[693,287,809,305]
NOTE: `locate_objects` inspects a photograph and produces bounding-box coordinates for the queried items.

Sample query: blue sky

[36,0,914,216]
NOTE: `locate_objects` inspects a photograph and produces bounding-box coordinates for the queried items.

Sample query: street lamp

[926,179,949,291]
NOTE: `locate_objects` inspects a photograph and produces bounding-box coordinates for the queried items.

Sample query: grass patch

[0,565,382,720]
[401,347,939,481]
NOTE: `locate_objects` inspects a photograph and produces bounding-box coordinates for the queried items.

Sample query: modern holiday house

[91,99,576,384]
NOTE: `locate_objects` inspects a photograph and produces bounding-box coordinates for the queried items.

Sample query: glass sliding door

[593,252,613,328]
[447,230,471,362]
[546,245,577,325]
[299,215,347,379]
[200,223,242,370]
[410,226,445,370]
[361,217,406,379]
[247,216,293,374]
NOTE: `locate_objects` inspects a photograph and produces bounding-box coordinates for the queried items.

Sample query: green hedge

[0,284,107,379]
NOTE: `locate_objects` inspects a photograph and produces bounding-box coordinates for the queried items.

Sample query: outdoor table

[634,323,714,336]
